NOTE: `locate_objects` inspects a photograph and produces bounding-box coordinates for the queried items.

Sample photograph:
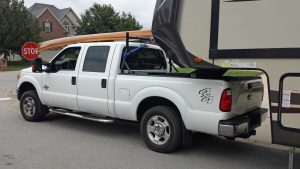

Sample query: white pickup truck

[16,41,267,153]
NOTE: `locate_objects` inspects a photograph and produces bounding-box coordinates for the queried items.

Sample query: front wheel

[140,106,183,153]
[20,90,48,122]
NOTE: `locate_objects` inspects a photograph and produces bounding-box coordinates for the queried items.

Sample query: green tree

[77,3,143,35]
[117,12,142,31]
[0,0,40,59]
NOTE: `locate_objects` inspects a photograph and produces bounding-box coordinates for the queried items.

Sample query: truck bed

[126,67,262,82]
[121,67,263,119]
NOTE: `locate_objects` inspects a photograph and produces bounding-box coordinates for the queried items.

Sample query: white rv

[152,0,300,149]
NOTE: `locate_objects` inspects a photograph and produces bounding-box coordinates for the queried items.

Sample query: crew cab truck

[17,41,267,153]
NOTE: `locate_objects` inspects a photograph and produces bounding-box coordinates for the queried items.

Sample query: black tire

[20,90,48,122]
[140,106,183,153]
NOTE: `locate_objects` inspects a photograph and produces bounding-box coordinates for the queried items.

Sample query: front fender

[17,74,44,104]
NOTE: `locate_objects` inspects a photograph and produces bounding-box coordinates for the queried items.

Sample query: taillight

[220,89,232,112]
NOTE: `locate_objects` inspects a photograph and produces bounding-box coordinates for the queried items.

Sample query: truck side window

[83,46,110,73]
[53,47,81,71]
[122,47,167,70]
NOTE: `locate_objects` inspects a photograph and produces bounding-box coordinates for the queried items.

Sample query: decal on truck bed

[199,88,214,104]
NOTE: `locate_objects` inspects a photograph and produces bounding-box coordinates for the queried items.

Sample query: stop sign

[21,42,39,60]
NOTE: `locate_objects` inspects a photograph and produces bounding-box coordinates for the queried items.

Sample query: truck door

[76,44,115,116]
[42,46,82,110]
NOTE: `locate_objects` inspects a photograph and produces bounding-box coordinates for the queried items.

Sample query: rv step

[49,108,115,123]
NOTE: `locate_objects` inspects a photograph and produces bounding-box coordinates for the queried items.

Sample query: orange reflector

[194,57,202,63]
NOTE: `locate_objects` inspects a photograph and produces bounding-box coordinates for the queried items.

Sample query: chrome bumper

[219,108,268,138]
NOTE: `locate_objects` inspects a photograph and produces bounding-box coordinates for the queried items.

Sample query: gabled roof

[37,8,66,29]
[28,3,72,20]
[59,8,70,19]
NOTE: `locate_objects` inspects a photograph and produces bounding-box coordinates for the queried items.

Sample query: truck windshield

[121,47,167,70]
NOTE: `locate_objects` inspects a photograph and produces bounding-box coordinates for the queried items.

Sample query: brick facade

[29,3,80,42]
[38,9,66,41]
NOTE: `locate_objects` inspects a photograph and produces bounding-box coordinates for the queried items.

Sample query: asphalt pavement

[0,71,299,169]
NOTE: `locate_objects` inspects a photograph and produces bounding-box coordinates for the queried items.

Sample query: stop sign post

[21,42,39,60]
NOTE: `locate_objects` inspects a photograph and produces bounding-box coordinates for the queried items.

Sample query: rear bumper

[218,108,268,138]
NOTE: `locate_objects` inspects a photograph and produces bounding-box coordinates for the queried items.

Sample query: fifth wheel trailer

[152,0,300,151]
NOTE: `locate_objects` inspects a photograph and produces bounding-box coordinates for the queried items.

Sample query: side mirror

[32,58,42,73]
[44,63,52,73]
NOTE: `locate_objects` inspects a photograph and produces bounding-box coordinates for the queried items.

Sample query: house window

[63,21,70,33]
[43,22,52,33]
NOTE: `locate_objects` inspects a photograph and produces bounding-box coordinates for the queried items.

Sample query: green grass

[5,61,31,71]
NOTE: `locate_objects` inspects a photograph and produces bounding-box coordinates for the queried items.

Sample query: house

[29,3,80,41]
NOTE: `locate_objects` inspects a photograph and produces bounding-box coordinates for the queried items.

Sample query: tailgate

[186,68,264,116]
[230,77,264,115]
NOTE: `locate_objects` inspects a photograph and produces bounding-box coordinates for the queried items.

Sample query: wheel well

[18,82,36,100]
[137,97,181,121]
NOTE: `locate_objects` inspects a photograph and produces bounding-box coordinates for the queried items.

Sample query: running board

[49,108,115,123]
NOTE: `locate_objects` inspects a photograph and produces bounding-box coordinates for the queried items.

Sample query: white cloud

[24,0,157,29]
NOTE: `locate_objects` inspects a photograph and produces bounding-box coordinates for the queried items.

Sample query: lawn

[5,61,31,71]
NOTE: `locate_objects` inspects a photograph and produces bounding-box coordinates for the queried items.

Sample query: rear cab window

[121,46,167,71]
[83,46,110,73]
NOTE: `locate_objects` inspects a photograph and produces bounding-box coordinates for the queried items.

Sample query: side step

[49,108,115,123]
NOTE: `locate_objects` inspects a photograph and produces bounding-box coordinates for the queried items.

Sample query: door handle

[101,79,107,88]
[71,76,76,85]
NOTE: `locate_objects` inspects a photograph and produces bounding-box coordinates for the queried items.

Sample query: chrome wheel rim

[147,115,170,145]
[23,97,36,117]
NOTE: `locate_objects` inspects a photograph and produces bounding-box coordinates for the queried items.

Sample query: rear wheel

[20,90,48,122]
[140,106,183,153]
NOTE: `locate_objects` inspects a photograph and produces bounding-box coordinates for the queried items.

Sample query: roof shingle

[28,3,70,20]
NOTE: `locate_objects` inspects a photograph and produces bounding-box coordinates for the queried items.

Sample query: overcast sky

[24,0,157,29]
